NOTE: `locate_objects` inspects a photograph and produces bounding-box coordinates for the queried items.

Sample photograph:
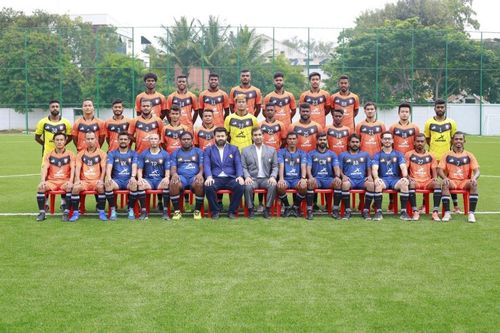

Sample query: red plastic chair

[47,190,66,215]
[442,189,469,215]
[314,189,334,214]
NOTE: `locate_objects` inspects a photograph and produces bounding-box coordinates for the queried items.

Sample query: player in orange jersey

[389,103,420,155]
[194,109,216,150]
[69,131,108,222]
[289,103,323,153]
[299,72,331,128]
[264,72,297,127]
[135,72,168,118]
[438,132,480,223]
[128,99,165,154]
[405,133,441,221]
[355,102,386,158]
[198,73,229,127]
[229,69,262,116]
[166,75,199,132]
[162,104,189,154]
[105,99,132,152]
[326,109,351,156]
[36,132,76,222]
[72,99,106,152]
[329,75,360,133]
[259,104,287,150]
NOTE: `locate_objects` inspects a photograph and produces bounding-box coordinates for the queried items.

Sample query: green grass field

[1,134,499,332]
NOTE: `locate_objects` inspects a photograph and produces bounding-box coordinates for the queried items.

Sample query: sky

[1,0,498,34]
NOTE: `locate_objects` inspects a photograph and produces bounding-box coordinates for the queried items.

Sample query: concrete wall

[2,104,500,136]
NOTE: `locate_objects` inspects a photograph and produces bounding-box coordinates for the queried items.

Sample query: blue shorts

[315,177,334,189]
[381,177,400,189]
[349,178,366,190]
[284,178,301,189]
[144,178,162,190]
[113,178,130,190]
[179,175,195,189]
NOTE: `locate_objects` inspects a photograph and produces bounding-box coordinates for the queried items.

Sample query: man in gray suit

[242,127,278,219]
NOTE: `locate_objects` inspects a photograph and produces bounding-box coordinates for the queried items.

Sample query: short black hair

[308,72,321,80]
[49,100,60,106]
[435,99,446,106]
[118,131,129,138]
[177,75,187,80]
[286,131,297,139]
[53,132,67,140]
[300,103,311,109]
[214,127,227,136]
[170,104,181,112]
[398,102,411,112]
[208,73,219,79]
[240,69,250,74]
[180,131,193,139]
[273,72,284,79]
[143,72,157,82]
[333,109,344,115]
[348,133,361,141]
[364,101,377,109]
[339,75,349,81]
[112,99,123,106]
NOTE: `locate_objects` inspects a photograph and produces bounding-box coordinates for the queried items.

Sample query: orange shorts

[80,180,101,191]
[45,180,69,191]
[414,179,434,190]
[448,179,471,190]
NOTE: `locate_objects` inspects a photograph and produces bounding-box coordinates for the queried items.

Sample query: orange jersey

[390,122,420,155]
[44,149,76,181]
[259,120,287,151]
[325,125,351,156]
[330,92,360,132]
[229,85,262,115]
[194,125,216,150]
[72,117,107,152]
[299,90,331,128]
[439,150,479,181]
[105,116,132,151]
[355,120,386,157]
[128,116,164,154]
[289,121,323,153]
[166,91,199,131]
[162,124,189,154]
[198,89,229,126]
[405,150,437,182]
[263,91,297,128]
[135,91,167,117]
[76,148,107,181]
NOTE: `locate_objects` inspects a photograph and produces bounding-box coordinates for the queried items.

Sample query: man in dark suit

[242,127,278,219]
[204,127,245,219]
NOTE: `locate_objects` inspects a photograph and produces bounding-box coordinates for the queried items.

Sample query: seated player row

[36,126,479,223]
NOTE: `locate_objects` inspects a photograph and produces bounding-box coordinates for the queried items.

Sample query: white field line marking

[0,173,39,178]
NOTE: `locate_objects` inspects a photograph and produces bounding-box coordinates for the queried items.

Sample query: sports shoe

[109,209,117,221]
[453,206,462,214]
[62,210,69,222]
[193,210,202,220]
[283,207,293,217]
[412,211,420,221]
[431,211,441,222]
[256,204,265,213]
[36,212,46,222]
[343,210,352,220]
[442,211,452,222]
[162,210,171,220]
[139,210,148,220]
[98,211,108,221]
[69,211,79,222]
[172,210,182,220]
[262,208,271,219]
[468,212,476,223]
[331,209,340,220]
[373,211,383,221]
[362,210,371,221]
[418,205,426,214]
[399,211,411,221]
[128,208,135,220]
[306,209,313,220]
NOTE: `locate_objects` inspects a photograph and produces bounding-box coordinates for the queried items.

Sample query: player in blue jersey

[137,133,171,220]
[169,131,205,220]
[370,131,411,221]
[306,132,341,220]
[338,134,372,220]
[277,132,308,217]
[104,132,138,220]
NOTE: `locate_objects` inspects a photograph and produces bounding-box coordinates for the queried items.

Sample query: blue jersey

[171,147,204,179]
[307,149,339,178]
[138,149,170,180]
[372,150,406,178]
[107,149,138,180]
[338,151,371,180]
[278,148,307,180]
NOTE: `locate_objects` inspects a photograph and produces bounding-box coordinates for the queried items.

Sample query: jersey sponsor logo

[183,163,197,170]
[118,169,131,176]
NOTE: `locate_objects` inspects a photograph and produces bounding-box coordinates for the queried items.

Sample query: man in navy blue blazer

[204,127,245,219]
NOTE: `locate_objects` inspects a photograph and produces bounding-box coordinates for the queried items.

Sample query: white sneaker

[468,212,476,223]
[442,211,452,222]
